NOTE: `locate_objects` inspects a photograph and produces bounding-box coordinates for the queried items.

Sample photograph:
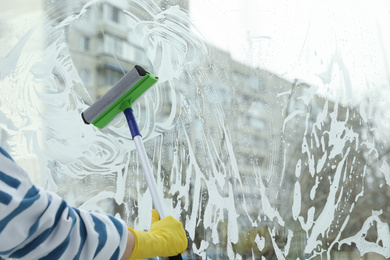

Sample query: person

[0,146,187,259]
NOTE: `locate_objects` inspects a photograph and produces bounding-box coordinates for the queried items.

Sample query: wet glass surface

[1,0,390,259]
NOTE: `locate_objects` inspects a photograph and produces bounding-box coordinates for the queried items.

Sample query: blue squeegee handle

[124,108,184,260]
[124,108,166,218]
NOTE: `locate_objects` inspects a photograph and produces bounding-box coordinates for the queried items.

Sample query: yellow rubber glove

[127,209,187,259]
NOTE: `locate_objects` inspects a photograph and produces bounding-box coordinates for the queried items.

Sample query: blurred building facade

[60,0,284,172]
[62,0,191,100]
[45,0,374,258]
[56,0,291,233]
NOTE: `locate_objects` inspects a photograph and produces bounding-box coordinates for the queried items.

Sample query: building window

[111,8,120,23]
[98,65,124,87]
[108,5,121,23]
[80,36,90,51]
[79,68,91,85]
[99,34,124,58]
[105,69,123,86]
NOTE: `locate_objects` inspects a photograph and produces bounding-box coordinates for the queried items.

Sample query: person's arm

[0,148,128,259]
[0,147,187,260]
[121,230,135,260]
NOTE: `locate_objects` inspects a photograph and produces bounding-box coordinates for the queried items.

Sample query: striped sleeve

[0,148,128,260]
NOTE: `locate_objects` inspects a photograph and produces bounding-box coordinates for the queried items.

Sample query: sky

[189,0,390,93]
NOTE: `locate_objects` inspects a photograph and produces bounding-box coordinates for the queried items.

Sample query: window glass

[1,0,390,259]
[79,68,91,85]
[80,36,90,51]
[109,5,121,23]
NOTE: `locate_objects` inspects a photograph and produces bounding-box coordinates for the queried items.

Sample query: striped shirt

[0,147,128,260]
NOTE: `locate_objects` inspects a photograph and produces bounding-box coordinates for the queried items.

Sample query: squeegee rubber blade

[82,67,143,124]
[82,67,158,129]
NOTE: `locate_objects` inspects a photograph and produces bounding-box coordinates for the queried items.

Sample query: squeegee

[82,65,184,259]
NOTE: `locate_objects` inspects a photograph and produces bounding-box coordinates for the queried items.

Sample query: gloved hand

[127,209,187,259]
